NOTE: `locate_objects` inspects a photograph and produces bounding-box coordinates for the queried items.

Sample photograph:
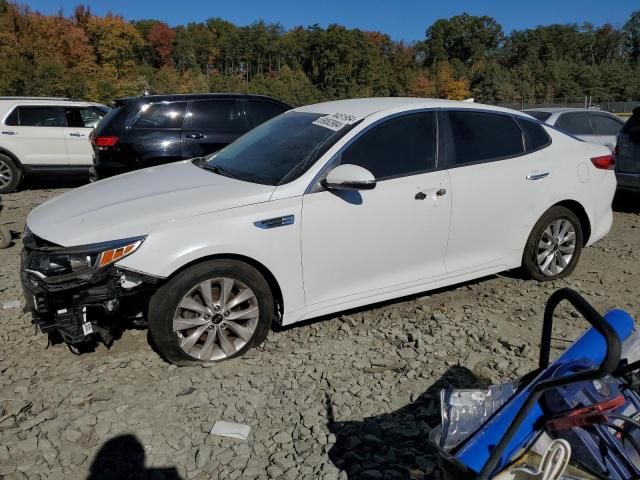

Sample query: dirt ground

[0,179,639,480]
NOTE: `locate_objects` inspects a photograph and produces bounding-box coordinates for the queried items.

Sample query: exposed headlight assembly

[25,236,146,281]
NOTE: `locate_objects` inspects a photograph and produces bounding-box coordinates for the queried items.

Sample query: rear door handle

[1,131,16,135]
[69,132,85,137]
[415,192,427,200]
[526,172,549,181]
[186,133,205,139]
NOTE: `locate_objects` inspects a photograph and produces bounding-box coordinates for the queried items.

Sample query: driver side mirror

[322,164,376,191]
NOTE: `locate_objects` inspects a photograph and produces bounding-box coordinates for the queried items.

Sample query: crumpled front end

[20,231,160,346]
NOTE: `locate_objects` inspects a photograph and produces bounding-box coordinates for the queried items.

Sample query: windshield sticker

[312,112,361,131]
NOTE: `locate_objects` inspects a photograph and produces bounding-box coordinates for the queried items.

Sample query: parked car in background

[0,97,110,193]
[22,98,616,365]
[615,106,640,191]
[90,93,290,180]
[524,107,624,151]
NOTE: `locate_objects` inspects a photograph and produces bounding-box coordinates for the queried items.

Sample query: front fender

[117,197,305,316]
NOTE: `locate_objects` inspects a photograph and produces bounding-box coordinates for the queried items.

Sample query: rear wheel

[148,260,273,366]
[0,154,21,194]
[522,206,583,281]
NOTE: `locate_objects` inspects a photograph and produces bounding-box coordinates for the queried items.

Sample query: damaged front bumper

[20,233,160,345]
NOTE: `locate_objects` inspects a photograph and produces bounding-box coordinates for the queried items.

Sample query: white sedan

[22,98,616,364]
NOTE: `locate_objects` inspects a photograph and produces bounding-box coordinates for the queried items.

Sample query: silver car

[524,108,624,151]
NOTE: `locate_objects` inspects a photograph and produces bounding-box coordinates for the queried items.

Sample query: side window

[555,112,593,135]
[245,101,288,126]
[445,111,524,165]
[5,108,19,126]
[12,107,65,127]
[516,118,551,152]
[133,102,187,129]
[590,114,623,136]
[79,108,105,128]
[65,108,85,128]
[188,100,246,131]
[339,112,436,179]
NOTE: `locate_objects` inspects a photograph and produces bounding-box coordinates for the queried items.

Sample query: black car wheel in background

[90,93,290,181]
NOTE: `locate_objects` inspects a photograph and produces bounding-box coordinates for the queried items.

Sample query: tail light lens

[591,154,614,170]
[93,136,119,148]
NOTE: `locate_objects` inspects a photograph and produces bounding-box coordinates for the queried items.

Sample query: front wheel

[148,260,273,366]
[522,206,583,281]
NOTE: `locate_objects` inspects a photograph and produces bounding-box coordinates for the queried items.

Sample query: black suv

[90,93,290,180]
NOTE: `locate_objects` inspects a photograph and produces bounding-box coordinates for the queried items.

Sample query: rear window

[245,100,288,126]
[556,112,593,135]
[516,118,551,152]
[133,102,187,129]
[6,106,65,127]
[590,113,623,136]
[525,111,552,122]
[444,111,524,165]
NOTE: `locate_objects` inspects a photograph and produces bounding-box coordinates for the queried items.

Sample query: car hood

[27,160,275,246]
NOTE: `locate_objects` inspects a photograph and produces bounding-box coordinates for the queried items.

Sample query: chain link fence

[482,97,640,114]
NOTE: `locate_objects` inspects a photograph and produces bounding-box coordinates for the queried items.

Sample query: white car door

[63,106,105,166]
[3,105,68,166]
[441,110,554,273]
[301,111,451,306]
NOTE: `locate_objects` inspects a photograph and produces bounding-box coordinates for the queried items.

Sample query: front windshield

[200,112,357,185]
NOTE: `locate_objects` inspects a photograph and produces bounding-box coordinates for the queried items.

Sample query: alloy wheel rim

[0,160,12,189]
[173,277,260,361]
[536,219,576,276]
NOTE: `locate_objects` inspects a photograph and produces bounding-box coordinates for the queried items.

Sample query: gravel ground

[0,181,639,480]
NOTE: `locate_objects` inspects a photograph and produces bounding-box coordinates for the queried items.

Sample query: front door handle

[1,131,16,135]
[436,188,447,197]
[526,172,549,181]
[415,192,427,200]
[186,133,205,139]
[69,132,85,137]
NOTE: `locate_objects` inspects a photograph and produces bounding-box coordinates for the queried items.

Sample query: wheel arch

[161,253,285,322]
[551,199,591,246]
[0,147,23,168]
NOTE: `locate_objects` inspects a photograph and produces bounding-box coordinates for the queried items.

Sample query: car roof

[295,97,532,119]
[524,107,613,114]
[114,93,290,107]
[0,98,106,107]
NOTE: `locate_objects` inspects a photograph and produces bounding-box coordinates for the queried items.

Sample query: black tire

[0,154,22,194]
[148,259,274,366]
[522,206,583,281]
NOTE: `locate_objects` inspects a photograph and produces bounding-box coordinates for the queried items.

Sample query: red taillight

[94,136,119,148]
[591,154,614,170]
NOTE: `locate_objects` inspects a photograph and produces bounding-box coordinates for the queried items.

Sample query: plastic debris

[2,299,21,310]
[210,421,251,440]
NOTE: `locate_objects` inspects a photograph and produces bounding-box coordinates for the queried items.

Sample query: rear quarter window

[516,118,551,152]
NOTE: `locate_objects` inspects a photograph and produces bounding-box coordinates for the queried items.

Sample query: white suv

[0,97,110,193]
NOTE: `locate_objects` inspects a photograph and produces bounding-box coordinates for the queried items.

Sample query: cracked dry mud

[0,182,639,480]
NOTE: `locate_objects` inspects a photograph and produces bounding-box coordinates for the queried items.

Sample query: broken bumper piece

[21,242,159,345]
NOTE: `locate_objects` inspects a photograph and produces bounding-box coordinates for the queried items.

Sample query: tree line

[0,1,639,106]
